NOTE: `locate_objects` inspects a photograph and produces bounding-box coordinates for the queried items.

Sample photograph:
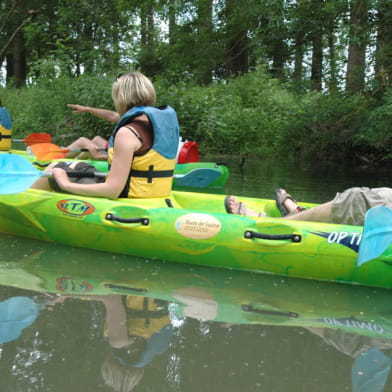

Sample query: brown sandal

[275,188,305,216]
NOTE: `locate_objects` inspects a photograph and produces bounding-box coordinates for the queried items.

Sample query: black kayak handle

[105,213,149,225]
[242,304,299,318]
[244,230,301,242]
[104,283,147,293]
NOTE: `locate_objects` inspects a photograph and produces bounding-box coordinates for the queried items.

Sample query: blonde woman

[33,72,180,198]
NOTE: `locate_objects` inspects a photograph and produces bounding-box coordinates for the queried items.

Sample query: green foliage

[1,73,116,145]
[353,90,392,160]
[287,91,368,160]
[2,69,392,164]
[157,68,305,159]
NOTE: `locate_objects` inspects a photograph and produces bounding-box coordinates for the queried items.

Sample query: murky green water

[0,156,391,392]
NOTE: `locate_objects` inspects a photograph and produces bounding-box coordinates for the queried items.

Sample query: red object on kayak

[177,141,199,163]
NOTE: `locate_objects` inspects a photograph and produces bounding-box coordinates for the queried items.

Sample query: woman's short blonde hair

[112,72,156,115]
[102,352,144,392]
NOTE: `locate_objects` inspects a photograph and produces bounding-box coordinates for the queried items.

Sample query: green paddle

[0,154,222,194]
[356,206,392,266]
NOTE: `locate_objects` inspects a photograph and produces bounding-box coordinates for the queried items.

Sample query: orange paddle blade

[31,143,69,160]
[23,133,52,146]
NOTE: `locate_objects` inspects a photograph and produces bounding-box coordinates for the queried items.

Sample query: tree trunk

[225,0,248,77]
[269,0,287,82]
[326,23,338,92]
[374,0,392,92]
[196,0,213,84]
[346,0,369,92]
[12,31,27,88]
[293,30,305,86]
[139,1,156,76]
[168,0,176,46]
[309,0,324,91]
[311,32,323,90]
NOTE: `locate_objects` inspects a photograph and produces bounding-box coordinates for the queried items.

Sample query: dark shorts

[49,161,105,193]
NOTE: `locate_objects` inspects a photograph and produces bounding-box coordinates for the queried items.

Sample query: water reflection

[0,233,392,391]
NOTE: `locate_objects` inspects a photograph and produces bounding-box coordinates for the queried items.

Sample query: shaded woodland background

[1,0,391,165]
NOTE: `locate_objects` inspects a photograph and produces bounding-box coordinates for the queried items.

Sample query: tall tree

[139,0,156,75]
[323,0,349,92]
[346,0,370,92]
[265,0,289,81]
[195,0,214,84]
[374,0,392,92]
[290,0,308,88]
[225,0,249,76]
[309,0,325,91]
[0,1,40,86]
[168,0,177,46]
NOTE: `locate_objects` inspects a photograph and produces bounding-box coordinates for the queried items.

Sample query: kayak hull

[0,188,391,289]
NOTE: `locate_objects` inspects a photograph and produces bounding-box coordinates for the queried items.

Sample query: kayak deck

[8,149,229,189]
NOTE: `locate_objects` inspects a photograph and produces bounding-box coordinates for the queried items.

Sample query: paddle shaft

[66,148,106,154]
[46,170,107,179]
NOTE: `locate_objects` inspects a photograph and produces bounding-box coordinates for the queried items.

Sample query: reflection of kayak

[0,166,391,290]
[8,149,229,189]
[1,235,392,338]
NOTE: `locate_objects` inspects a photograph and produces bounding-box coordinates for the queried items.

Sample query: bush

[353,90,392,161]
[1,74,115,146]
[2,69,391,164]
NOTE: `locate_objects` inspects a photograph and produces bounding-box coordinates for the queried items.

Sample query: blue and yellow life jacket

[108,105,180,198]
[106,296,172,368]
[0,106,12,151]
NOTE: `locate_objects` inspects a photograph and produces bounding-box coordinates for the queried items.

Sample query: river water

[0,155,391,392]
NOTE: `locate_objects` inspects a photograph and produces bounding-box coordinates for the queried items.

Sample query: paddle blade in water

[357,206,392,266]
[0,154,45,194]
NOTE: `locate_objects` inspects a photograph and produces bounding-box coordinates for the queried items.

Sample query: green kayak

[8,149,230,189]
[0,152,392,289]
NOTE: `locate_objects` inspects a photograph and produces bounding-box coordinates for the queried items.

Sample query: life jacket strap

[130,165,174,183]
[0,132,11,141]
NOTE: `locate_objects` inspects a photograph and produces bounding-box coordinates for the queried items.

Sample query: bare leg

[65,136,107,160]
[30,177,51,190]
[276,188,333,222]
[283,201,333,223]
[65,137,92,159]
[226,194,333,223]
[30,162,59,190]
[91,136,107,148]
[89,136,108,160]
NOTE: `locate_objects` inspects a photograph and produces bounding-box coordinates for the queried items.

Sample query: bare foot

[225,196,264,217]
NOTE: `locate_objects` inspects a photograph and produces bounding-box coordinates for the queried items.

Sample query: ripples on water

[1,155,392,391]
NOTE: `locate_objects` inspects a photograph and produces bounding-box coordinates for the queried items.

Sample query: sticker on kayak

[56,277,94,293]
[175,213,221,239]
[57,199,95,217]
